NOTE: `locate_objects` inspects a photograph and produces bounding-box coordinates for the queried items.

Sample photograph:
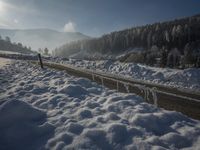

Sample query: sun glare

[0,1,6,13]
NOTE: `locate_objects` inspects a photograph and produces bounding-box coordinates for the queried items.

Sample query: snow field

[0,61,200,150]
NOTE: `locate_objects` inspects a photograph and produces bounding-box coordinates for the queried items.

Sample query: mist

[0,28,89,51]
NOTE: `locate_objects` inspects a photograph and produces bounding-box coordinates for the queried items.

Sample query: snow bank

[63,59,200,90]
[0,60,200,149]
[0,99,54,150]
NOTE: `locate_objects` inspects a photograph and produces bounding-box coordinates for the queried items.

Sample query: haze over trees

[54,14,200,68]
[0,29,90,51]
[0,35,33,54]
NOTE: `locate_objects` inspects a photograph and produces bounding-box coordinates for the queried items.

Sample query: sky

[0,0,200,37]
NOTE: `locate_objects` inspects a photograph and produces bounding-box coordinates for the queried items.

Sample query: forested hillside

[54,14,200,68]
[0,35,33,54]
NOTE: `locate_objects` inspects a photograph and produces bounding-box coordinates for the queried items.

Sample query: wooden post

[38,53,43,69]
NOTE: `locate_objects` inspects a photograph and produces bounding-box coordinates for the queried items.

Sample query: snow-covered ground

[61,59,200,91]
[0,57,11,68]
[0,50,21,54]
[68,48,144,60]
[0,60,200,150]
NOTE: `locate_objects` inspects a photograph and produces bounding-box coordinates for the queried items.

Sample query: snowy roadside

[0,57,12,68]
[61,59,200,91]
[0,60,200,150]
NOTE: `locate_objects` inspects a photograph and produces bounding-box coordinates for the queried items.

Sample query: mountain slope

[54,14,200,68]
[0,28,90,51]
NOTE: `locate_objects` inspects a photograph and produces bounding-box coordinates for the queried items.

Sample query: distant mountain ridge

[0,28,90,51]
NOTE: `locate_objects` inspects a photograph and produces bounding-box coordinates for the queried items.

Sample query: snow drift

[63,59,200,91]
[0,100,54,150]
[0,60,200,149]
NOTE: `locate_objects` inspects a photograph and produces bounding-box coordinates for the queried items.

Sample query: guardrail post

[38,53,43,69]
[117,81,119,91]
[101,77,104,86]
[92,73,95,81]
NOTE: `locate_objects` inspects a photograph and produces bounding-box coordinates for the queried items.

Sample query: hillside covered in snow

[0,60,200,150]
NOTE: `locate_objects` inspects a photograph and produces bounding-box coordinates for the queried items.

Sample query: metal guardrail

[0,54,200,120]
[41,61,200,120]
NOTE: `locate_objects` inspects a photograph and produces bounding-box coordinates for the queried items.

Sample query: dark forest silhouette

[0,36,33,54]
[54,14,200,68]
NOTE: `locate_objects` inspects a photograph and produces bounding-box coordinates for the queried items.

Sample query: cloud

[14,19,19,24]
[64,21,76,32]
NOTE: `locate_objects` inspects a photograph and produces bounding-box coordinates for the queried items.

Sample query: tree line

[54,14,200,68]
[38,47,50,56]
[0,35,33,54]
